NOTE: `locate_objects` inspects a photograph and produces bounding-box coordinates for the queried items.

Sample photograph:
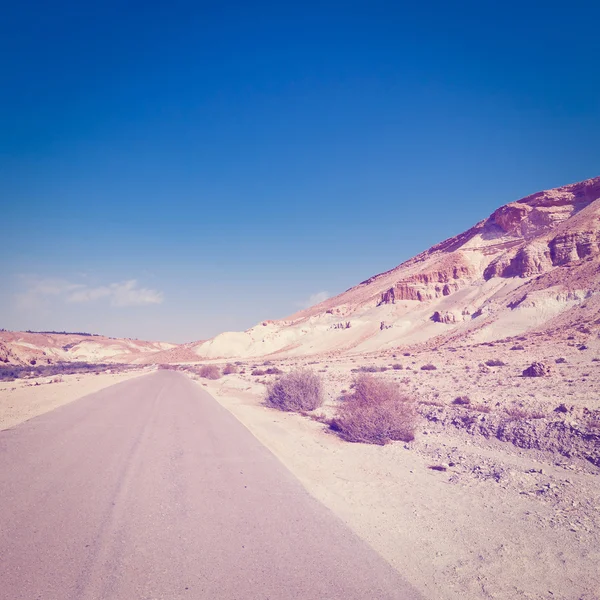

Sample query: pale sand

[0,369,148,431]
[198,373,600,600]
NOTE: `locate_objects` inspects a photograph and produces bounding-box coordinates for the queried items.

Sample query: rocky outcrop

[522,362,551,377]
[431,310,459,324]
[549,231,599,265]
[379,281,464,304]
[484,229,599,280]
[490,203,530,235]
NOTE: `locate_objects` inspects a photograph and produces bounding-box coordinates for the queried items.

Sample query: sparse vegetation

[198,365,221,380]
[485,359,506,367]
[0,362,132,381]
[330,374,416,445]
[504,407,546,420]
[468,404,492,413]
[421,364,437,371]
[453,396,471,405]
[223,364,238,375]
[24,330,100,336]
[265,370,323,412]
[351,365,381,373]
[392,363,403,370]
[252,367,283,376]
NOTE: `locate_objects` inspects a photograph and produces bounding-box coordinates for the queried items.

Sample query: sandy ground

[193,339,600,600]
[0,369,148,431]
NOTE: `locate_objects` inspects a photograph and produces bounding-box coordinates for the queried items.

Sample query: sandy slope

[0,369,148,430]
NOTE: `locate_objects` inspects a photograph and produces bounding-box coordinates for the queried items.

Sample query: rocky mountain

[189,176,600,359]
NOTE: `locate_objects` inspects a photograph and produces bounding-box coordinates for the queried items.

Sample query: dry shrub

[265,370,323,412]
[421,364,437,371]
[223,364,238,375]
[252,366,283,376]
[453,396,471,405]
[504,407,546,420]
[198,364,221,380]
[352,365,380,373]
[468,404,491,413]
[330,375,416,445]
[485,359,506,367]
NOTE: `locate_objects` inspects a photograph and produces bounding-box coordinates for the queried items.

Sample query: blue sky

[2,0,599,342]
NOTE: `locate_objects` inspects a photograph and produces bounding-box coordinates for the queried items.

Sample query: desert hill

[187,176,600,360]
[3,176,598,366]
[0,330,176,366]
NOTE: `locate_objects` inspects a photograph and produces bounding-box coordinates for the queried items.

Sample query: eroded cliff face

[369,178,600,304]
[189,177,600,360]
[477,178,600,280]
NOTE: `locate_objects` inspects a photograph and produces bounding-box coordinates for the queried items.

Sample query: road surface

[0,370,420,599]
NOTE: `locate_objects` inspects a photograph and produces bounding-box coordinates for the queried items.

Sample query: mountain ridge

[186,175,599,360]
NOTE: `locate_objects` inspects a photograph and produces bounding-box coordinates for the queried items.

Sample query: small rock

[522,362,551,377]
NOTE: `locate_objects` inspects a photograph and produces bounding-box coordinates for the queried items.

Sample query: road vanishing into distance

[0,371,420,599]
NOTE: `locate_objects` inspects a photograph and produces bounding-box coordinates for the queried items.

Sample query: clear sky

[2,0,599,342]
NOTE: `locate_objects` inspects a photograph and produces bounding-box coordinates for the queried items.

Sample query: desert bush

[330,375,416,445]
[485,359,506,367]
[265,367,283,375]
[555,357,567,364]
[391,363,403,370]
[352,365,380,373]
[421,364,437,371]
[223,364,238,375]
[468,404,492,413]
[453,396,471,405]
[198,365,221,380]
[252,367,282,376]
[504,407,546,420]
[510,345,525,351]
[265,370,323,412]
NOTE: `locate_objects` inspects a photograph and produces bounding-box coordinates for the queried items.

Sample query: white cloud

[15,277,164,310]
[107,280,163,307]
[297,290,330,309]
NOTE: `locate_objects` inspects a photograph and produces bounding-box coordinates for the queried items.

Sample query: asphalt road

[0,370,421,599]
